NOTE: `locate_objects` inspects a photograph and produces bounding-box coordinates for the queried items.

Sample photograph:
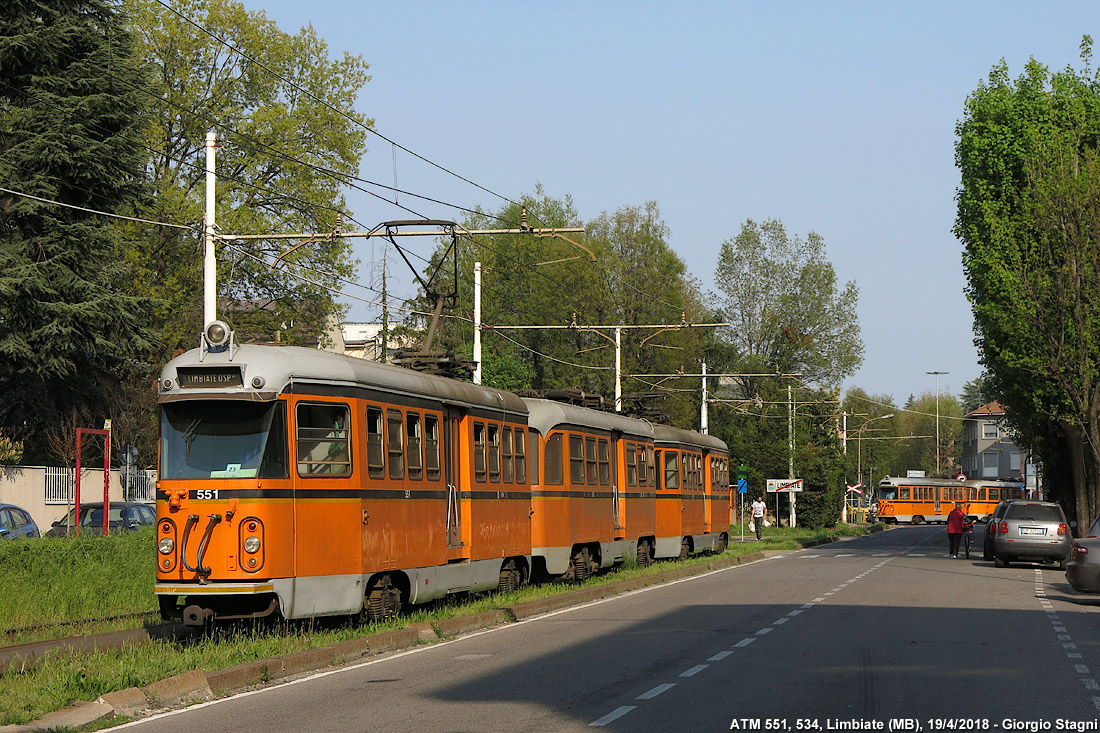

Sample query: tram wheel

[364,574,403,622]
[636,539,654,567]
[679,537,690,560]
[497,558,524,593]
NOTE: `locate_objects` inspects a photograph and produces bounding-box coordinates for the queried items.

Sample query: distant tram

[874,476,1026,524]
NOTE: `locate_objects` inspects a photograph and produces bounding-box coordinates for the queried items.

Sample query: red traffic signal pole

[75,427,111,537]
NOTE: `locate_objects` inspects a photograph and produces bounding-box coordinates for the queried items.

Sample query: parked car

[982,500,1016,561]
[44,502,156,537]
[1066,513,1100,592]
[992,500,1072,568]
[0,503,41,539]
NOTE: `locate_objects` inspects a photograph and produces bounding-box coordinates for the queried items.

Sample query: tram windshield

[876,486,897,501]
[160,401,288,479]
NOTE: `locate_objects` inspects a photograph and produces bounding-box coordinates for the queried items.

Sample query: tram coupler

[183,604,215,627]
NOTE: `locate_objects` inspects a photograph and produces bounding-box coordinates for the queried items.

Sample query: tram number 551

[195,489,220,500]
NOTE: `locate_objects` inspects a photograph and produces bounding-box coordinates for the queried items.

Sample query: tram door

[702,454,711,533]
[444,406,462,548]
[611,432,623,537]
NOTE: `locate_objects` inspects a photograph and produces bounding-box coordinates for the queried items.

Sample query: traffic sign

[766,478,804,493]
[737,478,748,494]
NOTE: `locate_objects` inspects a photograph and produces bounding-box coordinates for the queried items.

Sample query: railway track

[0,623,186,674]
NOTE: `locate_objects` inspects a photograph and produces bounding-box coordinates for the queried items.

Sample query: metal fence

[125,470,158,502]
[44,466,73,505]
[41,467,157,504]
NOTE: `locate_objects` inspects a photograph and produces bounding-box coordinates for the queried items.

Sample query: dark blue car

[0,503,41,539]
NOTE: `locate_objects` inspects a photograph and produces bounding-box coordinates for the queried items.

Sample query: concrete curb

[1,532,866,731]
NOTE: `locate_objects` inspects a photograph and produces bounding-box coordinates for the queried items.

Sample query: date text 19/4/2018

[728,721,1100,732]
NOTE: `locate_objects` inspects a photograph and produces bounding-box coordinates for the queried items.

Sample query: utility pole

[473,261,482,384]
[927,371,948,475]
[788,384,796,528]
[700,361,708,434]
[379,261,388,363]
[203,130,218,327]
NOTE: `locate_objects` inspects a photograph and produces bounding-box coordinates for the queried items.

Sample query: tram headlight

[158,537,175,555]
[243,536,261,554]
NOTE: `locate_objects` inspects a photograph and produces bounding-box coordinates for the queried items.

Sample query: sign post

[737,465,748,543]
[766,479,804,529]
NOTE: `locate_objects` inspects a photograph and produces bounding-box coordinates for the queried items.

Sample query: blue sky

[236,0,1098,404]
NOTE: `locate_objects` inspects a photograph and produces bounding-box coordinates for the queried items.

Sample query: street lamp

[927,371,948,475]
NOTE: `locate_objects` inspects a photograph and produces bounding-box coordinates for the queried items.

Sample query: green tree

[0,0,155,459]
[889,392,964,479]
[713,219,863,392]
[955,38,1100,522]
[840,388,900,488]
[710,218,862,525]
[959,377,991,413]
[123,0,371,355]
[419,192,713,427]
[0,429,23,465]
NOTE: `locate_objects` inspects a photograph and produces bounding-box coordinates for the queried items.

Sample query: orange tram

[155,335,732,625]
[874,476,1025,525]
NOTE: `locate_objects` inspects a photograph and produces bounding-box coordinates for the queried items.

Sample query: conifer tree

[0,0,155,458]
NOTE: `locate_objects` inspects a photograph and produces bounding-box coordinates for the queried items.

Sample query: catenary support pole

[473,261,482,385]
[204,130,217,327]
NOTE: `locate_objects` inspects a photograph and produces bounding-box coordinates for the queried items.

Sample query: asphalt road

[121,526,1100,732]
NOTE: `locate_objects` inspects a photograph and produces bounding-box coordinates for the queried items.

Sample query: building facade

[961,401,1040,496]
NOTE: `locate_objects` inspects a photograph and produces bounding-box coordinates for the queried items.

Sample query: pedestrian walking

[751,495,767,541]
[947,503,971,558]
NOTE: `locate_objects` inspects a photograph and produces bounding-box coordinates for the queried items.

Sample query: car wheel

[983,545,993,561]
[1058,559,1067,570]
[995,555,1008,568]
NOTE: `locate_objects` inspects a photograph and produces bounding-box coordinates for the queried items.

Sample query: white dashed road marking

[588,549,903,726]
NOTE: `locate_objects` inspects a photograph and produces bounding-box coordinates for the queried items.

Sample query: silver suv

[992,500,1071,568]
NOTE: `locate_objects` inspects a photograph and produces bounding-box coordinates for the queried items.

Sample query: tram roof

[877,476,1023,487]
[652,423,728,453]
[522,398,654,438]
[159,344,528,415]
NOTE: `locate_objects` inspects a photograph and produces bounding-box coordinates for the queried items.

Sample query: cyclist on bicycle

[947,502,974,558]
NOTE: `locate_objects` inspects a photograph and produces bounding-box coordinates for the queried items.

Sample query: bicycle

[962,523,974,559]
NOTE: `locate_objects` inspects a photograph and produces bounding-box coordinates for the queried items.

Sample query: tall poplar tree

[0,0,154,457]
[956,38,1100,523]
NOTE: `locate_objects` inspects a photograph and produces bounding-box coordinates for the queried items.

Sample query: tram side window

[473,421,487,483]
[664,450,680,490]
[569,434,585,485]
[544,432,563,485]
[425,415,440,481]
[598,438,610,486]
[645,446,655,488]
[296,403,351,477]
[586,436,598,485]
[365,407,384,479]
[387,409,404,480]
[406,412,423,481]
[502,426,514,483]
[515,427,527,484]
[488,424,501,483]
[626,442,638,487]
